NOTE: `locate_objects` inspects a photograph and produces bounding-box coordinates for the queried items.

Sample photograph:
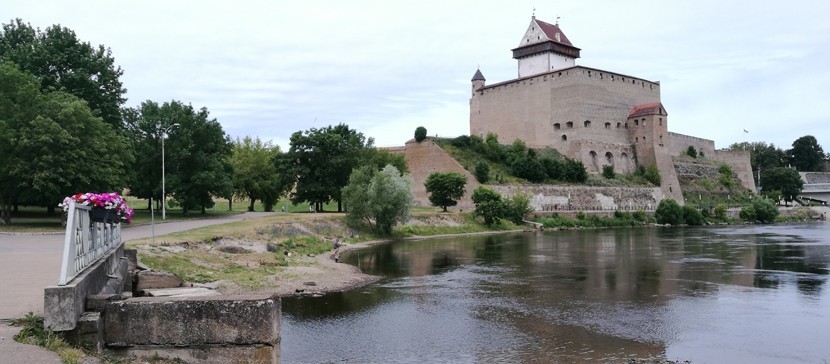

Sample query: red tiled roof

[628,102,664,118]
[535,18,574,46]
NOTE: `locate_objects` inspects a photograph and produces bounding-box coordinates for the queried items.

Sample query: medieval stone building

[468,16,755,204]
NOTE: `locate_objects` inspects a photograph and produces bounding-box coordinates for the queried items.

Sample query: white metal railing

[58,200,123,285]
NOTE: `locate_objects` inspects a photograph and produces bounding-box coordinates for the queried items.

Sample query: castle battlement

[477,66,661,96]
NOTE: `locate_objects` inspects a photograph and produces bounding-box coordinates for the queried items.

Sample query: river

[281,223,830,363]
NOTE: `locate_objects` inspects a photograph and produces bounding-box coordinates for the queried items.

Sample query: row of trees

[729,135,827,174]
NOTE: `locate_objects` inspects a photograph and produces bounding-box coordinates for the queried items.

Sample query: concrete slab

[142,287,220,297]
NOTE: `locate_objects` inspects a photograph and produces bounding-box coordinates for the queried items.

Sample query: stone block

[61,312,103,352]
[104,294,280,347]
[135,270,183,292]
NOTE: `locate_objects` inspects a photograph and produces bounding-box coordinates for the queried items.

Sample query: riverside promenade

[0,211,276,362]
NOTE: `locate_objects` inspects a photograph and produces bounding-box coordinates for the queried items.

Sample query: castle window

[659,118,663,126]
[588,71,591,77]
[584,120,591,128]
[605,152,614,166]
[636,137,639,142]
[642,119,646,126]
[561,135,567,141]
[632,80,635,84]
[635,120,639,127]
[643,137,646,142]
[605,122,611,129]
[617,122,621,128]
[566,121,573,128]
[554,123,561,130]
[624,122,628,128]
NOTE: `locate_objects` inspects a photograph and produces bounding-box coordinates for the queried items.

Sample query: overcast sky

[5,1,829,152]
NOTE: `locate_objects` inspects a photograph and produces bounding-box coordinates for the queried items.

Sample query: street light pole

[162,123,180,220]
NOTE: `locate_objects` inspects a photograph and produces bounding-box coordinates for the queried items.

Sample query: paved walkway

[0,211,277,361]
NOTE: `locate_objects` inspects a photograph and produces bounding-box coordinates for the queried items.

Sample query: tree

[286,124,372,212]
[414,126,427,142]
[364,148,408,174]
[145,100,234,215]
[760,167,803,205]
[655,199,684,225]
[231,137,292,212]
[563,159,588,183]
[342,165,412,234]
[686,146,698,158]
[787,135,825,172]
[682,205,704,226]
[474,162,489,183]
[504,192,533,224]
[0,62,130,223]
[424,172,467,212]
[602,165,615,179]
[643,164,661,186]
[472,186,504,226]
[0,19,126,129]
[728,141,785,177]
[752,198,779,223]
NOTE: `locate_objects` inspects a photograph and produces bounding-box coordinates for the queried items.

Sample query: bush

[714,204,727,220]
[682,205,704,225]
[739,205,757,221]
[655,199,684,225]
[474,162,489,183]
[504,193,533,224]
[686,146,698,158]
[602,165,615,179]
[644,164,661,185]
[472,186,504,226]
[540,157,563,180]
[752,198,779,223]
[511,156,546,182]
[414,126,427,142]
[633,210,648,222]
[450,135,471,147]
[564,159,588,183]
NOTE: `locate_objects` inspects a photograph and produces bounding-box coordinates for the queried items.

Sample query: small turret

[471,68,486,95]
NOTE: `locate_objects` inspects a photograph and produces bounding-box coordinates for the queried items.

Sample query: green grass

[535,211,654,228]
[11,313,85,364]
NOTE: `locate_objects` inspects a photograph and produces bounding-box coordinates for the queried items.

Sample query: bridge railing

[58,200,122,286]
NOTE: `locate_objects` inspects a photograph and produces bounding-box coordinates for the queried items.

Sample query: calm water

[281,223,830,363]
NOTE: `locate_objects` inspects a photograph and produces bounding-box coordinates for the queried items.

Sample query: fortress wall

[669,132,716,158]
[573,140,636,174]
[472,66,660,163]
[714,149,757,192]
[401,139,479,209]
[491,184,662,211]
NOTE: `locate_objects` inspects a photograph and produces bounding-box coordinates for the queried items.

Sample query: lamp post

[162,123,180,220]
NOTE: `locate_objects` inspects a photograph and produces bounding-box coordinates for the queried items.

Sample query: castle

[467,16,755,204]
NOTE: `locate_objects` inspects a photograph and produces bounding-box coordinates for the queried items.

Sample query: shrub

[644,164,661,185]
[576,211,586,220]
[655,199,684,225]
[602,165,615,179]
[474,162,489,183]
[450,135,471,147]
[686,146,698,158]
[714,204,728,220]
[414,126,427,142]
[511,156,546,182]
[752,198,779,223]
[504,192,534,224]
[472,186,504,226]
[633,210,648,222]
[540,157,563,180]
[682,205,704,226]
[564,159,588,183]
[739,205,756,221]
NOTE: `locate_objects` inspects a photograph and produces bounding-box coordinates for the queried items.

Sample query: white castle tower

[513,16,581,78]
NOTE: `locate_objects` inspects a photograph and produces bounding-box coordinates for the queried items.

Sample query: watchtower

[512,16,581,78]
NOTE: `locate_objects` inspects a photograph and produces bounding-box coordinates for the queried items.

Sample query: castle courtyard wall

[669,132,717,158]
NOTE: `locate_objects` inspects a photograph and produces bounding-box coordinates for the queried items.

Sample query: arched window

[605,152,614,166]
[635,120,639,127]
[617,122,621,128]
[605,122,611,129]
[589,151,599,172]
[561,135,568,141]
[566,121,574,128]
[584,120,591,128]
[554,123,561,130]
[642,119,647,126]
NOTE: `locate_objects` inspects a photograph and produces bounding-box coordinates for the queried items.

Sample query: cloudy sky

[4,1,829,151]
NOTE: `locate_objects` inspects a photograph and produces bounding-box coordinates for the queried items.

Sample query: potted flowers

[59,192,135,223]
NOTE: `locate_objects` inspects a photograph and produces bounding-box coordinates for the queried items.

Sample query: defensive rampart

[491,184,662,211]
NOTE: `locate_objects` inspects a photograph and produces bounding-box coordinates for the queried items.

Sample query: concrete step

[142,287,220,298]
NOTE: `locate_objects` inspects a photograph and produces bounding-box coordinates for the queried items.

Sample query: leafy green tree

[424,172,467,212]
[728,141,786,177]
[0,62,130,222]
[602,165,615,179]
[511,155,546,182]
[474,162,489,183]
[484,132,504,161]
[752,198,779,223]
[714,204,728,220]
[563,159,588,183]
[364,148,408,174]
[760,167,803,205]
[414,126,427,142]
[342,165,412,234]
[787,135,825,172]
[154,101,233,215]
[504,192,534,224]
[644,164,661,185]
[682,205,704,226]
[739,205,756,221]
[0,19,126,129]
[231,136,292,212]
[655,199,684,225]
[540,157,563,180]
[286,124,372,212]
[686,146,698,158]
[472,186,504,226]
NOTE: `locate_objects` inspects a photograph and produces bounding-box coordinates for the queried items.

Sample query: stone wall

[491,184,662,211]
[713,149,756,192]
[392,138,480,209]
[668,132,716,159]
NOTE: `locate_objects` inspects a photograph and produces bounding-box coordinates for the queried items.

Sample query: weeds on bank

[11,313,84,364]
[535,210,655,228]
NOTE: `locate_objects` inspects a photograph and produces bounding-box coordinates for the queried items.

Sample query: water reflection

[282,223,830,363]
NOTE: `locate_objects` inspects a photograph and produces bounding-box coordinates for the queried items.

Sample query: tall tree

[342,165,412,234]
[0,62,130,222]
[0,19,126,129]
[286,123,372,212]
[760,167,803,204]
[231,136,292,211]
[424,172,467,212]
[787,135,825,172]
